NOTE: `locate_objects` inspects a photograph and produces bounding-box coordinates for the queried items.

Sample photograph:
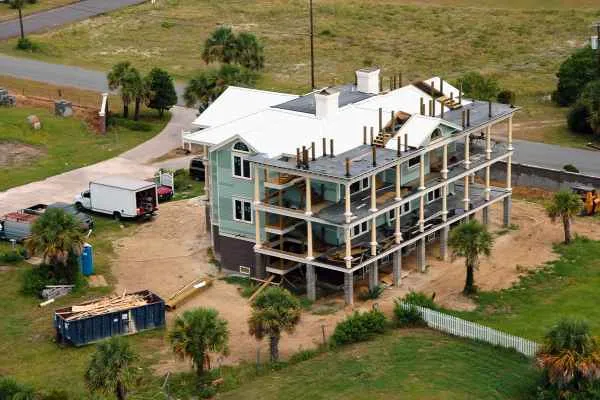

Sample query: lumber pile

[42,285,74,301]
[57,292,153,321]
[248,275,275,302]
[166,278,213,311]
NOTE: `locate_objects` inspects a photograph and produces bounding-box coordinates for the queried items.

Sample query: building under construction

[183,67,518,304]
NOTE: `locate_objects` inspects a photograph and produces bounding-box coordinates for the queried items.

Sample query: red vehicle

[157,185,174,202]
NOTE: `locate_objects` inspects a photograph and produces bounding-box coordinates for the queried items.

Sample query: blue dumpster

[80,243,94,276]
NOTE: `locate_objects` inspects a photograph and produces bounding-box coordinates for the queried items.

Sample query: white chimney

[356,67,381,95]
[592,36,598,50]
[315,88,340,119]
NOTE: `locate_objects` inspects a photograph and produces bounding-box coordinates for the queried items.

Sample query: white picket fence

[401,303,540,358]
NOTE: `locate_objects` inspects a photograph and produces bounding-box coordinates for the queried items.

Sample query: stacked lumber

[57,292,152,321]
[42,285,74,301]
[165,278,213,311]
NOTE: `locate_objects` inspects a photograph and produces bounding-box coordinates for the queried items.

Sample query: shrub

[289,348,319,363]
[563,164,580,173]
[455,72,500,100]
[330,309,387,346]
[554,46,599,106]
[402,291,438,309]
[0,247,26,263]
[16,37,37,51]
[358,284,384,301]
[393,301,424,327]
[567,102,593,134]
[0,376,35,399]
[497,90,516,105]
[21,265,56,297]
[111,117,152,131]
[198,385,217,399]
[161,21,176,29]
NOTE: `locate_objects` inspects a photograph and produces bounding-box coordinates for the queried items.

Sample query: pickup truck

[25,203,94,230]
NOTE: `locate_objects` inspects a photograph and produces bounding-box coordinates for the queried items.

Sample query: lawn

[0,216,166,397]
[216,329,537,400]
[0,0,76,22]
[459,237,600,341]
[0,107,169,191]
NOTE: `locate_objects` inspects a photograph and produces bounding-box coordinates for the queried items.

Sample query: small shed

[54,290,165,346]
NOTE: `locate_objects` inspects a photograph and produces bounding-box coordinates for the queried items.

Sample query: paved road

[0,55,188,105]
[0,0,146,40]
[0,106,198,215]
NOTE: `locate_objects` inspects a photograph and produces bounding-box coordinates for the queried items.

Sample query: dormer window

[233,142,250,152]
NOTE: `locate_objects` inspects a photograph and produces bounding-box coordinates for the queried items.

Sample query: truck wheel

[113,212,121,221]
[75,202,83,210]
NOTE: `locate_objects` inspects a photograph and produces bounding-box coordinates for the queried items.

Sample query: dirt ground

[111,197,600,374]
[0,141,45,167]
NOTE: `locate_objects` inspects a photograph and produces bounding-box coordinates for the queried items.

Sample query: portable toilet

[80,243,94,276]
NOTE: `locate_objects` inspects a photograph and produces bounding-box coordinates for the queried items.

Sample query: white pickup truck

[74,176,158,220]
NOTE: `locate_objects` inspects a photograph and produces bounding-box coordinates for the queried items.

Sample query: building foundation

[417,238,426,272]
[440,226,449,261]
[482,206,490,226]
[503,196,512,227]
[254,254,266,279]
[368,260,379,290]
[393,250,402,287]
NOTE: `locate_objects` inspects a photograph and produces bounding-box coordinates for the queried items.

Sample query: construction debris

[0,88,16,107]
[56,291,156,321]
[248,275,275,302]
[41,285,74,301]
[165,278,213,311]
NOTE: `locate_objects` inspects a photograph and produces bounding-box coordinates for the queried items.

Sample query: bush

[554,46,599,107]
[567,102,593,134]
[21,265,56,296]
[402,291,438,309]
[111,117,152,132]
[198,385,217,399]
[455,72,500,100]
[16,37,37,51]
[563,164,580,173]
[0,247,27,263]
[358,284,384,301]
[0,376,35,399]
[497,90,516,105]
[393,301,424,327]
[330,309,387,346]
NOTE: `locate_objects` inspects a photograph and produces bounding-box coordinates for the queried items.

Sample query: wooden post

[322,137,327,157]
[419,153,425,190]
[378,108,383,133]
[372,146,377,167]
[344,228,352,268]
[394,205,402,244]
[330,139,334,158]
[305,176,312,216]
[464,134,471,168]
[363,126,367,145]
[442,144,448,180]
[370,127,374,145]
[311,142,315,161]
[370,218,377,256]
[345,158,351,177]
[404,133,408,151]
[306,221,313,259]
[419,195,425,232]
[395,161,402,201]
[344,183,352,223]
[370,174,377,212]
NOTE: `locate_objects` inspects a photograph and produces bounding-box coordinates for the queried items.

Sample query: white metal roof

[92,176,156,191]
[385,114,462,150]
[191,86,298,128]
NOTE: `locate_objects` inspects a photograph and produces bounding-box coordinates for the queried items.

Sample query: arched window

[431,128,442,140]
[233,141,250,153]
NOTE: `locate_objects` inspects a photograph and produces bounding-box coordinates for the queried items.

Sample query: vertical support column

[441,144,448,180]
[417,238,426,273]
[344,183,352,223]
[503,196,512,227]
[395,206,402,244]
[506,117,513,192]
[254,254,265,279]
[344,227,352,268]
[344,271,354,306]
[419,195,425,232]
[253,165,262,250]
[395,162,402,201]
[393,250,402,287]
[419,153,426,190]
[305,176,312,216]
[306,264,316,301]
[370,218,377,256]
[463,175,470,212]
[306,221,313,260]
[485,125,491,201]
[370,173,378,212]
[254,165,261,205]
[440,226,449,261]
[464,134,471,168]
[368,260,379,290]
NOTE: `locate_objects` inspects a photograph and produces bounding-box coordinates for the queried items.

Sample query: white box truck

[74,176,158,220]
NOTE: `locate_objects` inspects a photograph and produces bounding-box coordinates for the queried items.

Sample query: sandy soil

[111,197,600,374]
[0,142,45,167]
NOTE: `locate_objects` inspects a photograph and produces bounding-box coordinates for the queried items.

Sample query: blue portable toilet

[80,243,94,276]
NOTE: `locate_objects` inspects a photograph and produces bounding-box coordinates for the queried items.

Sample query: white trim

[232,154,252,180]
[426,187,442,204]
[219,231,256,243]
[350,176,370,195]
[407,155,420,169]
[232,197,253,224]
[351,220,369,238]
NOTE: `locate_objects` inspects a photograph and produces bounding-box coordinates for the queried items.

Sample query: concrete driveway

[0,106,198,215]
[0,0,147,40]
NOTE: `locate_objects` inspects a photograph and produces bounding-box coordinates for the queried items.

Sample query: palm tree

[126,68,149,121]
[546,190,582,244]
[25,208,84,267]
[169,308,229,379]
[248,287,301,362]
[202,26,237,65]
[448,219,494,295]
[85,337,138,400]
[234,32,264,71]
[10,0,25,40]
[107,62,134,118]
[537,319,600,398]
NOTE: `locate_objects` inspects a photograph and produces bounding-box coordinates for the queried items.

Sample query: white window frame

[351,221,369,238]
[426,188,442,204]
[407,155,420,169]
[232,198,253,224]
[350,177,370,195]
[388,208,396,221]
[232,154,252,180]
[401,201,411,215]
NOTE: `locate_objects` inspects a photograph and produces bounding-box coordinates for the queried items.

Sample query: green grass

[0,107,169,191]
[458,237,600,341]
[0,215,167,397]
[172,170,204,201]
[216,329,537,400]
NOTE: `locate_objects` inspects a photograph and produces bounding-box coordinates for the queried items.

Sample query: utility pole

[309,0,315,89]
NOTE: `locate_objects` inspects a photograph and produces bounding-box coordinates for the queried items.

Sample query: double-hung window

[351,221,369,238]
[408,156,420,169]
[233,198,253,223]
[426,188,442,203]
[349,177,370,195]
[232,142,251,179]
